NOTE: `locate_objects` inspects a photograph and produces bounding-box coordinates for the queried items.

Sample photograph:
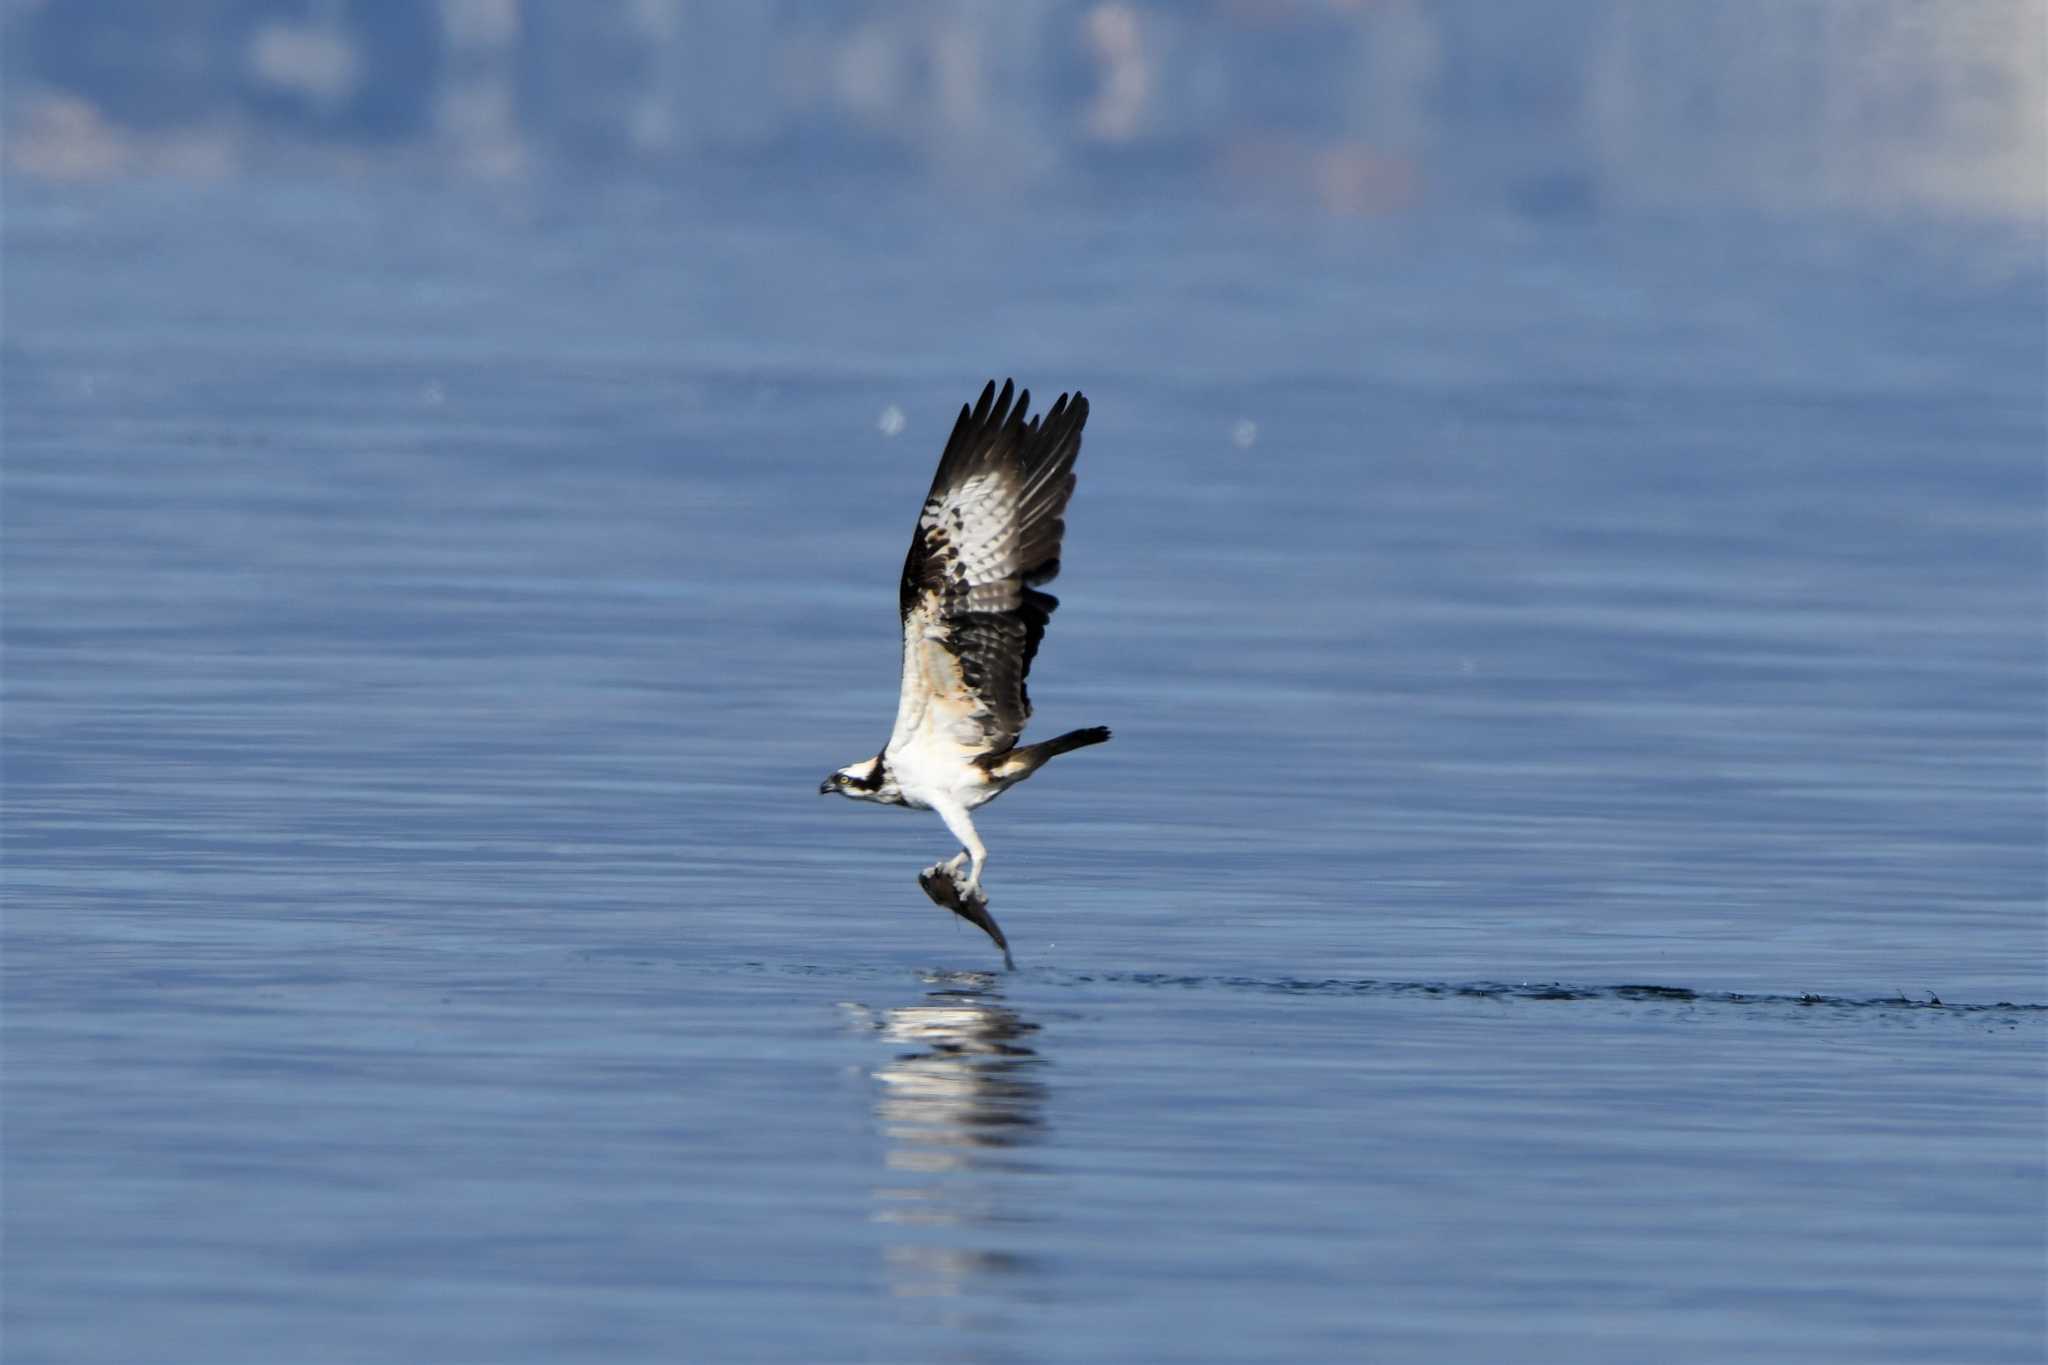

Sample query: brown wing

[888,379,1088,756]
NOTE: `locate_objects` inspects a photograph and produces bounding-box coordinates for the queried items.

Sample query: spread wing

[887,379,1088,760]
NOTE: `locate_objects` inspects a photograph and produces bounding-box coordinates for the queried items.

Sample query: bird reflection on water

[844,972,1049,1301]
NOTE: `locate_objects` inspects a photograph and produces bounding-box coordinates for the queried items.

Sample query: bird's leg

[932,799,988,897]
[944,850,969,876]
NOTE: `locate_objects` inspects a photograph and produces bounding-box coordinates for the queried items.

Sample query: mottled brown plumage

[897,379,1086,751]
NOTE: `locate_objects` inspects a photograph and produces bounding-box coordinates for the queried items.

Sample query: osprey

[820,379,1110,968]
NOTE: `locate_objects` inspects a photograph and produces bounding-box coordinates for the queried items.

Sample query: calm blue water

[5,179,2043,1363]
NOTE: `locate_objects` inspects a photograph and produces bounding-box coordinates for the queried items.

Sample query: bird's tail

[1035,726,1112,759]
[981,726,1111,779]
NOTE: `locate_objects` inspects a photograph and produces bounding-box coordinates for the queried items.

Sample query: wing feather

[888,380,1088,759]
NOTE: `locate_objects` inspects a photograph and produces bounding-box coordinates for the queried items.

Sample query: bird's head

[819,756,887,801]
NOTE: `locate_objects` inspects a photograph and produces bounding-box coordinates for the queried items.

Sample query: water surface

[5,180,2043,1363]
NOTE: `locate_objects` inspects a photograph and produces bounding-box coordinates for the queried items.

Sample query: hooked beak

[818,779,835,795]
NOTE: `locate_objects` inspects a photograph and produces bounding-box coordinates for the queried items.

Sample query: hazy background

[6,4,2045,1364]
[6,0,2044,219]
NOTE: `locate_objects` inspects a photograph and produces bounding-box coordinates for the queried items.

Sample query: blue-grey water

[5,179,2043,1363]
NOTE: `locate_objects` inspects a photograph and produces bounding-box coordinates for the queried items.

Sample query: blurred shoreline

[4,0,2042,223]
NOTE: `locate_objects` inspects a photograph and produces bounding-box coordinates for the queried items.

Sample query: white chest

[885,730,997,811]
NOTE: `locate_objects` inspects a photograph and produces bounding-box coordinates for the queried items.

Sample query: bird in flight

[820,379,1110,968]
